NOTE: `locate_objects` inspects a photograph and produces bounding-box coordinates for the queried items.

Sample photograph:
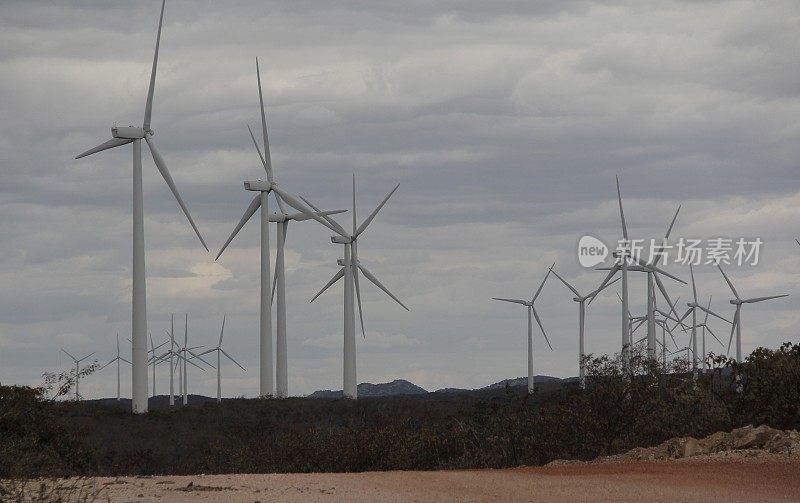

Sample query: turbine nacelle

[112,126,146,139]
[244,180,273,192]
[332,235,353,244]
[730,299,742,305]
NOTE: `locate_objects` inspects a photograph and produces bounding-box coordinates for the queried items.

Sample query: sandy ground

[28,455,800,502]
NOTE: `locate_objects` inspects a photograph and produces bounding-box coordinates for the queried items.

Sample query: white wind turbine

[692,296,728,372]
[304,176,409,399]
[99,333,131,401]
[74,0,208,413]
[61,349,96,401]
[549,269,619,388]
[177,314,212,405]
[492,266,554,394]
[677,265,730,373]
[594,177,682,361]
[148,333,168,397]
[197,316,246,403]
[718,265,789,361]
[215,58,345,398]
[154,314,204,406]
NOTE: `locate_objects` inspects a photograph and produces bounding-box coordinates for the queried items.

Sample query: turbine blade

[727,308,740,355]
[310,267,345,303]
[287,209,347,222]
[491,298,528,305]
[718,265,739,299]
[357,263,409,311]
[703,296,712,325]
[186,349,213,368]
[218,315,225,347]
[75,138,133,159]
[143,0,166,131]
[255,57,274,182]
[588,265,620,306]
[62,349,77,362]
[352,174,357,235]
[635,256,686,284]
[705,325,724,346]
[532,263,554,303]
[697,305,732,324]
[665,205,681,239]
[272,188,348,237]
[220,348,246,371]
[145,136,208,251]
[271,258,278,305]
[355,184,400,237]
[589,276,620,298]
[653,272,681,323]
[247,124,268,171]
[744,294,789,304]
[353,257,366,338]
[99,359,115,371]
[215,194,261,260]
[690,264,698,303]
[616,175,628,240]
[549,268,580,297]
[531,307,553,350]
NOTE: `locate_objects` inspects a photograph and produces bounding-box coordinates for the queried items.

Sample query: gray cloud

[1,0,798,397]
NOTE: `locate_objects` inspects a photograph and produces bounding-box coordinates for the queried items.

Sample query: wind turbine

[148,333,168,397]
[61,349,96,401]
[691,296,728,372]
[550,269,619,388]
[154,314,204,405]
[718,265,789,361]
[177,314,212,405]
[492,265,554,394]
[215,58,345,399]
[304,176,408,399]
[197,316,246,403]
[99,333,131,401]
[644,206,681,359]
[74,0,208,413]
[678,265,730,373]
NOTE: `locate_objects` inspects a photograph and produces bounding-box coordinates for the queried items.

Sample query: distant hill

[308,379,427,398]
[86,376,578,403]
[480,375,571,390]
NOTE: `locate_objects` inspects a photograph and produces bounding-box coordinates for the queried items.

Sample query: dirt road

[33,456,800,502]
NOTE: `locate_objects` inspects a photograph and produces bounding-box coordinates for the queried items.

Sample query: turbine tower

[216,58,344,398]
[305,176,408,399]
[198,315,246,402]
[99,333,131,401]
[718,265,788,361]
[550,269,619,388]
[492,265,554,394]
[61,349,96,401]
[74,0,208,413]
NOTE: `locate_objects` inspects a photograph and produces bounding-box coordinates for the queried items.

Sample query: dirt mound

[548,425,800,466]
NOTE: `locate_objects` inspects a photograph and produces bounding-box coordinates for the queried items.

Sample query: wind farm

[2,0,800,500]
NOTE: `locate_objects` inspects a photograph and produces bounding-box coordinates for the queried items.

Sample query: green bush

[0,341,798,476]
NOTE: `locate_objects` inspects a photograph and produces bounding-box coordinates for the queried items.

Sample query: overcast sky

[1,0,799,398]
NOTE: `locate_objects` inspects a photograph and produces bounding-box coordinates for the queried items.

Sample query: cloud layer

[1,0,798,397]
